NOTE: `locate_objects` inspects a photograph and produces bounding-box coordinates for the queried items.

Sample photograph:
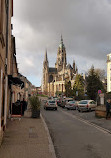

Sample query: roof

[49,67,57,73]
[67,64,72,69]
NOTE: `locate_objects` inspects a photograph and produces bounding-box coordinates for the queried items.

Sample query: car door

[91,101,96,109]
[88,101,92,109]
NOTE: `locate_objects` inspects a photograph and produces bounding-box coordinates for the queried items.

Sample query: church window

[62,84,63,92]
[49,75,53,83]
[59,84,60,90]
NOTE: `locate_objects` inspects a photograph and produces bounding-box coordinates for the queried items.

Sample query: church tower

[55,35,67,71]
[42,50,49,93]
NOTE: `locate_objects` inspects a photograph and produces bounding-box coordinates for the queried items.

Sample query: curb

[40,114,57,158]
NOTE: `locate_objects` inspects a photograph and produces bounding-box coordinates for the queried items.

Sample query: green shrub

[29,96,41,110]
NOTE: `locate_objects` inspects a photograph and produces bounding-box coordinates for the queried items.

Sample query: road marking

[60,109,111,135]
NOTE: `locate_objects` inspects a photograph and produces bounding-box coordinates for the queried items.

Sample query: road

[41,103,111,158]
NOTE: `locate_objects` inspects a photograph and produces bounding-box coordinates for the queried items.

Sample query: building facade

[107,53,111,92]
[0,0,13,144]
[42,36,78,96]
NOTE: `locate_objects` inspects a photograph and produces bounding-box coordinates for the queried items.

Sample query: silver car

[77,100,97,112]
[65,101,77,110]
[44,100,57,110]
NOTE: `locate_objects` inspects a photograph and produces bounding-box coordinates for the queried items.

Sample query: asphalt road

[41,103,111,158]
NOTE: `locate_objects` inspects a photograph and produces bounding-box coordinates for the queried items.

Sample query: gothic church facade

[42,36,78,96]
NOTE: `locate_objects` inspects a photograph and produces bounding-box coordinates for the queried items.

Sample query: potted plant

[29,95,41,118]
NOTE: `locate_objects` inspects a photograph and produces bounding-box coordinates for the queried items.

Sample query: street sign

[98,90,102,94]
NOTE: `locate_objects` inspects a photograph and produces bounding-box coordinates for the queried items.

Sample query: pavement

[0,115,56,158]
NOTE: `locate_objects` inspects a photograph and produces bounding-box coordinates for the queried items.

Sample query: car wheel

[78,109,80,112]
[89,108,91,112]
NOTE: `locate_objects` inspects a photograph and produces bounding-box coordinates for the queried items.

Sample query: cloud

[12,0,111,86]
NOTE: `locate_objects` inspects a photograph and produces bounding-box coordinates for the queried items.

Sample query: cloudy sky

[12,0,111,86]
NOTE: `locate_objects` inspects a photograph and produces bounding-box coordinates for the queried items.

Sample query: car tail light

[46,103,48,106]
[86,104,88,108]
[56,101,57,107]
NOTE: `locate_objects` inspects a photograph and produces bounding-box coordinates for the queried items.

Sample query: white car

[77,100,97,112]
[44,100,57,110]
[65,101,78,110]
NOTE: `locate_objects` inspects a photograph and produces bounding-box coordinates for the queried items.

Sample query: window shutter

[0,0,5,47]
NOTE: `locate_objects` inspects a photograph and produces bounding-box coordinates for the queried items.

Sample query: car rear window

[69,101,75,104]
[48,101,55,103]
[79,101,88,104]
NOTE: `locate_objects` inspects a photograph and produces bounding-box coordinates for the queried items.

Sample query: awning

[8,75,24,89]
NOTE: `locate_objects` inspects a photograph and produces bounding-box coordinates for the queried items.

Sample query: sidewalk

[0,116,55,158]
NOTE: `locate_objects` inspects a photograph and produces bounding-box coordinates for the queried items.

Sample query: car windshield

[48,101,55,103]
[79,101,88,104]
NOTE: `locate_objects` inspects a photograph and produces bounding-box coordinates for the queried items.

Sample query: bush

[29,96,41,110]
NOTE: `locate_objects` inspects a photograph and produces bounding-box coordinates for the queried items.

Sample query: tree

[65,81,73,97]
[73,74,84,99]
[94,68,106,81]
[86,66,104,101]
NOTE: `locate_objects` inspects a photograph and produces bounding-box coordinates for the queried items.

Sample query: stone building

[107,53,111,92]
[0,0,13,144]
[42,36,78,96]
[0,0,35,144]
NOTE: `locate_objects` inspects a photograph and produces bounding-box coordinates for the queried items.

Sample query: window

[0,0,5,47]
[49,101,55,104]
[79,101,88,104]
[90,101,96,104]
[0,0,4,33]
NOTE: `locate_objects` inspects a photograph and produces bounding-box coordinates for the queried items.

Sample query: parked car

[60,100,66,108]
[57,98,63,106]
[65,101,78,110]
[44,100,57,110]
[61,98,74,108]
[77,100,97,112]
[65,98,74,104]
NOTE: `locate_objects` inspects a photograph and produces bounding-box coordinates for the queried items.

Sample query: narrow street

[41,102,111,158]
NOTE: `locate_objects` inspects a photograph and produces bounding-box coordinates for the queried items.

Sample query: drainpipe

[4,0,9,127]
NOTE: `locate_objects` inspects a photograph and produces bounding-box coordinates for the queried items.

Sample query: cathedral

[42,36,78,96]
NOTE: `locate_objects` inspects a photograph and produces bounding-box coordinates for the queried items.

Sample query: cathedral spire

[44,49,48,62]
[76,66,78,74]
[61,34,63,44]
[73,60,75,72]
